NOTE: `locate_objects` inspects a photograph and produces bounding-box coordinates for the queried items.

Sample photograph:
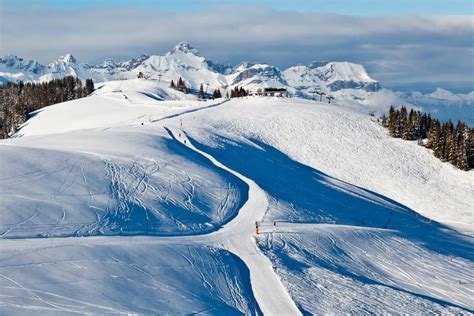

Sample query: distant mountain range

[1,42,472,124]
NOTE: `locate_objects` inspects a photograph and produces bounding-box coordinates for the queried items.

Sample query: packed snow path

[165,126,302,316]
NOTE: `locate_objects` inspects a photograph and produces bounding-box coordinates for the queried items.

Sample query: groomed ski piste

[0,79,473,314]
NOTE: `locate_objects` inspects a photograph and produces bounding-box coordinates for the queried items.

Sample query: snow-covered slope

[14,79,201,137]
[2,43,472,123]
[0,128,244,237]
[183,97,473,233]
[0,238,259,314]
[1,83,243,238]
[258,224,473,314]
[0,80,472,314]
[171,96,474,313]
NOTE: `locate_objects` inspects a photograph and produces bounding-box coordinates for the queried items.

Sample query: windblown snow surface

[0,80,472,314]
[0,239,258,314]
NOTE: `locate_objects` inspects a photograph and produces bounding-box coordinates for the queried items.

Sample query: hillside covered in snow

[0,79,472,313]
[1,42,472,124]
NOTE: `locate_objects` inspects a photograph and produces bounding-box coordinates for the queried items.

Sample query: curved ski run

[165,126,302,316]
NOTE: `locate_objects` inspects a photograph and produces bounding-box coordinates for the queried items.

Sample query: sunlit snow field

[0,80,472,314]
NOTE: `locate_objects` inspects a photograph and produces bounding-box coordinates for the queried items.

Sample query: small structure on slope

[256,87,289,97]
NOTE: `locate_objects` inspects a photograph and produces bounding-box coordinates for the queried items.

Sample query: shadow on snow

[187,133,473,261]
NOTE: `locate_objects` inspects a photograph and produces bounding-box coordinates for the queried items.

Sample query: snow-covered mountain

[283,61,381,93]
[1,42,472,123]
[397,88,474,103]
[0,54,46,82]
[227,62,289,91]
[395,88,474,124]
[132,42,228,90]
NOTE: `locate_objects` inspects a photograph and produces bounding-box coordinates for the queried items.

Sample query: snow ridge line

[165,126,302,316]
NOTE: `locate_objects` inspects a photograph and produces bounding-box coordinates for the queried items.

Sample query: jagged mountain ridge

[1,42,473,124]
[0,42,381,93]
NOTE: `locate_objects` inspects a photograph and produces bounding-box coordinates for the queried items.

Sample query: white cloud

[1,3,473,91]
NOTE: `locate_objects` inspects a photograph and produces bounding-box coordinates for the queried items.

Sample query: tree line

[169,78,250,100]
[230,86,249,98]
[0,76,94,138]
[199,84,222,100]
[171,78,223,100]
[211,88,222,99]
[170,77,188,94]
[381,106,473,170]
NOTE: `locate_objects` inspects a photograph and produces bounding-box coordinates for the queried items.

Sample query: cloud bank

[1,3,473,92]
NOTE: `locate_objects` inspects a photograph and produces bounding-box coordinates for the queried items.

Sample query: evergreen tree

[468,127,474,169]
[387,106,397,136]
[74,77,83,99]
[170,80,176,89]
[428,120,443,158]
[447,130,457,164]
[401,107,415,140]
[410,109,420,139]
[418,113,428,139]
[176,77,187,93]
[427,119,438,149]
[198,84,205,99]
[440,120,454,160]
[212,89,222,99]
[454,122,472,170]
[64,76,75,101]
[85,79,94,96]
[399,106,408,139]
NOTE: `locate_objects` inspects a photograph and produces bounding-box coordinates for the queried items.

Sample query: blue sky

[11,0,474,15]
[2,1,474,92]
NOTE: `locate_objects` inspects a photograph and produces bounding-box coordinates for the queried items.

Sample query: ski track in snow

[164,126,302,315]
[255,224,474,314]
[1,94,472,314]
